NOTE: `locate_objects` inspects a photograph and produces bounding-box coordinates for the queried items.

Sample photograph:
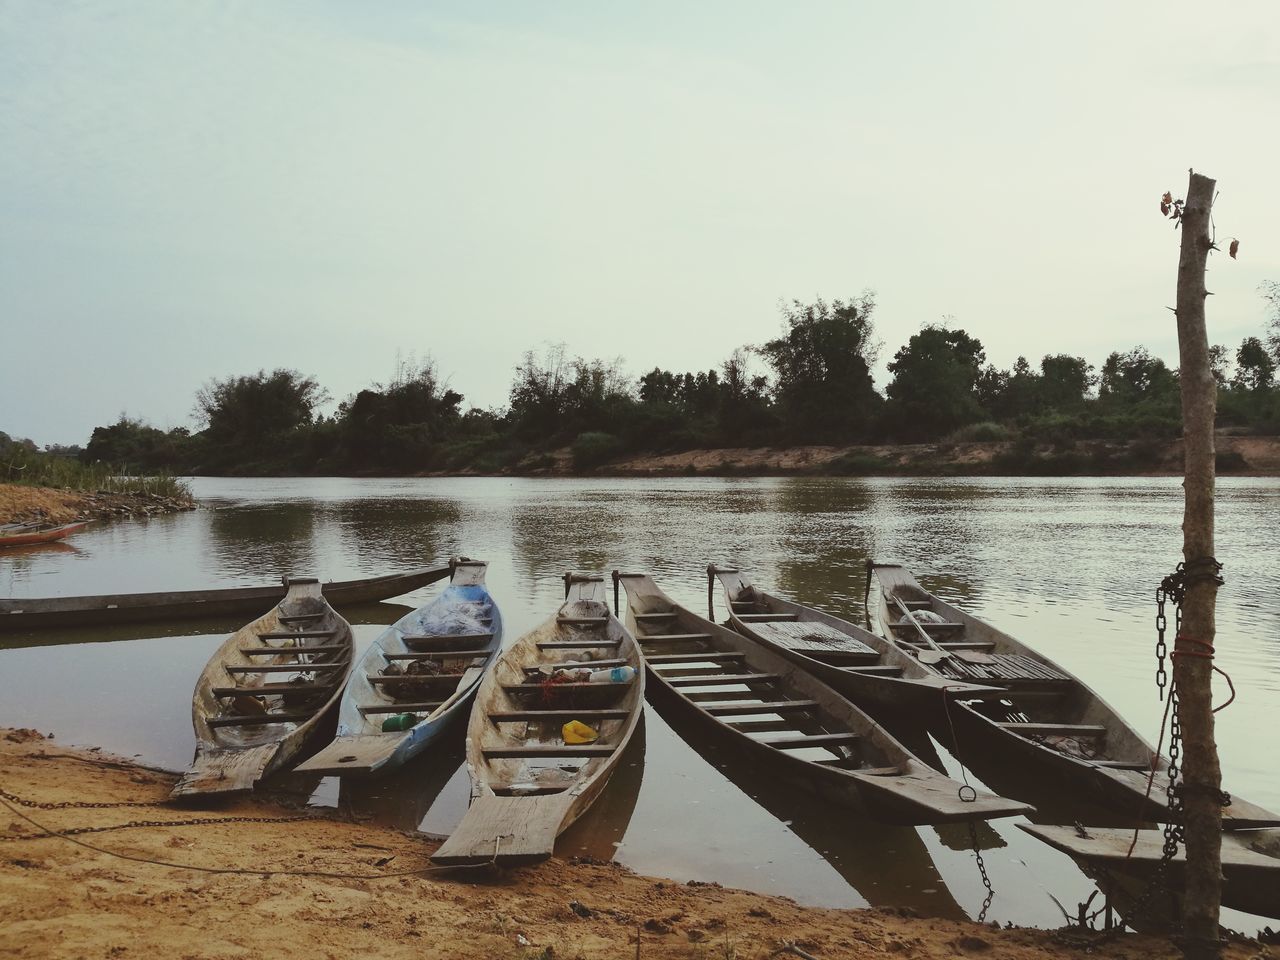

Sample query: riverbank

[0,730,1263,960]
[583,434,1280,478]
[0,482,195,525]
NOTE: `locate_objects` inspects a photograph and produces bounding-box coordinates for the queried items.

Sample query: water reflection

[558,717,647,862]
[2,475,1278,928]
[207,503,319,576]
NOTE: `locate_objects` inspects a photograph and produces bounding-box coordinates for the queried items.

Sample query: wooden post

[1173,169,1222,956]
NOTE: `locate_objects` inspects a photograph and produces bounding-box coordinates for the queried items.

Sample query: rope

[0,792,503,880]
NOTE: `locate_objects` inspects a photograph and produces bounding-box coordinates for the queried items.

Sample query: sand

[0,729,1268,960]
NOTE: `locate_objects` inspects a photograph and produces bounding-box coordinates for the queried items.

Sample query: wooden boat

[433,574,644,865]
[615,572,1031,825]
[0,564,452,632]
[296,560,502,778]
[708,565,1000,715]
[172,577,354,797]
[1019,823,1280,922]
[870,563,1280,828]
[0,520,90,548]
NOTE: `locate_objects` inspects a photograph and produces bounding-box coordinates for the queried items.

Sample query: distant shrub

[571,432,622,470]
[946,421,1010,443]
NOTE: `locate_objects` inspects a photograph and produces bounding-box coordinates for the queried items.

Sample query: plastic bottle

[588,665,636,684]
[381,712,417,732]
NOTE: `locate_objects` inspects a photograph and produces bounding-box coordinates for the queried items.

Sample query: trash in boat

[563,720,599,744]
[900,609,946,625]
[535,665,637,685]
[381,712,418,732]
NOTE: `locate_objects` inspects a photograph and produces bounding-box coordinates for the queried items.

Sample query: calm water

[2,476,1277,930]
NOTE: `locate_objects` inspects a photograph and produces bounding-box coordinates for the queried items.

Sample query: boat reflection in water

[337,735,468,835]
[659,714,967,919]
[557,717,647,863]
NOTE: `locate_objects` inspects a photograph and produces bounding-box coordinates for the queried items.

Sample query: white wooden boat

[617,572,1031,825]
[870,563,1280,828]
[709,565,999,714]
[173,577,353,797]
[433,574,644,865]
[295,560,502,777]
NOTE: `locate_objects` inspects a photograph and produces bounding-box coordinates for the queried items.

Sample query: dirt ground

[0,482,194,525]
[0,730,1268,960]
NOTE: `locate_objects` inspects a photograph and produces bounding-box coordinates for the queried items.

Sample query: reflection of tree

[207,504,318,578]
[766,478,880,616]
[326,499,461,567]
[509,492,625,584]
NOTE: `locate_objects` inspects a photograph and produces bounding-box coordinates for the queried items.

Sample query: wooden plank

[888,621,965,633]
[257,631,336,640]
[208,712,314,728]
[225,663,346,674]
[359,701,443,714]
[488,709,631,723]
[525,659,627,673]
[638,633,711,642]
[1091,759,1156,769]
[211,683,333,697]
[481,745,616,758]
[557,617,608,625]
[171,743,278,797]
[728,719,806,734]
[763,732,859,749]
[736,613,798,622]
[432,793,575,865]
[645,652,745,664]
[537,640,621,650]
[501,681,634,694]
[842,665,904,676]
[239,644,349,656]
[368,673,462,685]
[279,613,325,624]
[998,722,1106,736]
[384,650,489,660]
[704,700,818,716]
[937,641,996,651]
[667,673,779,687]
[402,632,493,644]
[635,612,677,620]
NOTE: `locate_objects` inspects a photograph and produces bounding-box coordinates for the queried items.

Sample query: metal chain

[2,813,312,842]
[0,787,164,811]
[968,820,994,924]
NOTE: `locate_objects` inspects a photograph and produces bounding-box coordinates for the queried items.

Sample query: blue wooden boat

[296,559,502,776]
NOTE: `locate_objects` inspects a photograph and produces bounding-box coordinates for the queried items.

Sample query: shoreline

[0,482,195,526]
[0,729,1267,959]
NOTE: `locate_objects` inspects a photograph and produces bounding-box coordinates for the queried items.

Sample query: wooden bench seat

[735,613,798,623]
[359,701,443,714]
[257,631,336,641]
[998,722,1106,736]
[645,652,745,664]
[211,683,333,698]
[240,644,348,656]
[482,745,616,758]
[225,663,346,674]
[488,709,631,723]
[668,673,779,687]
[763,732,859,750]
[704,699,817,716]
[209,712,312,728]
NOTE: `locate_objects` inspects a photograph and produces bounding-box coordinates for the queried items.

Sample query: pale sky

[3,1,1278,445]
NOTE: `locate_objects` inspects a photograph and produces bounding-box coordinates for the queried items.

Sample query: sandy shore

[0,729,1266,960]
[0,482,194,525]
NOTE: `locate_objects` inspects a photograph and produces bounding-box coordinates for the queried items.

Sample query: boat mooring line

[0,792,506,880]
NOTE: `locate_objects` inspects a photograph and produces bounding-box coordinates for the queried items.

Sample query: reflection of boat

[338,735,467,834]
[556,716,647,863]
[298,561,502,778]
[0,565,452,632]
[617,572,1030,825]
[173,578,354,797]
[709,566,999,715]
[663,711,968,918]
[1020,823,1280,923]
[0,520,90,548]
[870,563,1280,829]
[434,574,644,865]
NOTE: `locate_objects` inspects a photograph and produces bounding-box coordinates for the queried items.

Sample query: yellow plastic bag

[562,720,599,745]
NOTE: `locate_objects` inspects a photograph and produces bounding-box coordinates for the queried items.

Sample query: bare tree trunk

[1173,169,1222,957]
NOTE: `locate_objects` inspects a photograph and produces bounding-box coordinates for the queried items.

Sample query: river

[1,476,1276,930]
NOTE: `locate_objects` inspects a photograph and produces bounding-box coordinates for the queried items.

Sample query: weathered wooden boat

[0,564,452,632]
[296,560,502,778]
[708,565,1000,715]
[1019,823,1280,922]
[615,572,1031,825]
[172,577,354,797]
[433,574,644,865]
[870,563,1280,828]
[0,520,90,548]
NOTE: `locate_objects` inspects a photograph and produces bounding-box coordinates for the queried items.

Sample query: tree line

[63,289,1280,475]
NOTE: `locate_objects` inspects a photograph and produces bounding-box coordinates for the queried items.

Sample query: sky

[2,1,1278,445]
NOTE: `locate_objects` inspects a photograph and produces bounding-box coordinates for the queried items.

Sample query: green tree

[1097,347,1177,406]
[1037,354,1094,409]
[1233,336,1276,391]
[336,357,463,468]
[194,369,328,447]
[884,323,986,439]
[759,295,880,439]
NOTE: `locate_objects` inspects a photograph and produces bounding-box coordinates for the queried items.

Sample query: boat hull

[0,521,90,548]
